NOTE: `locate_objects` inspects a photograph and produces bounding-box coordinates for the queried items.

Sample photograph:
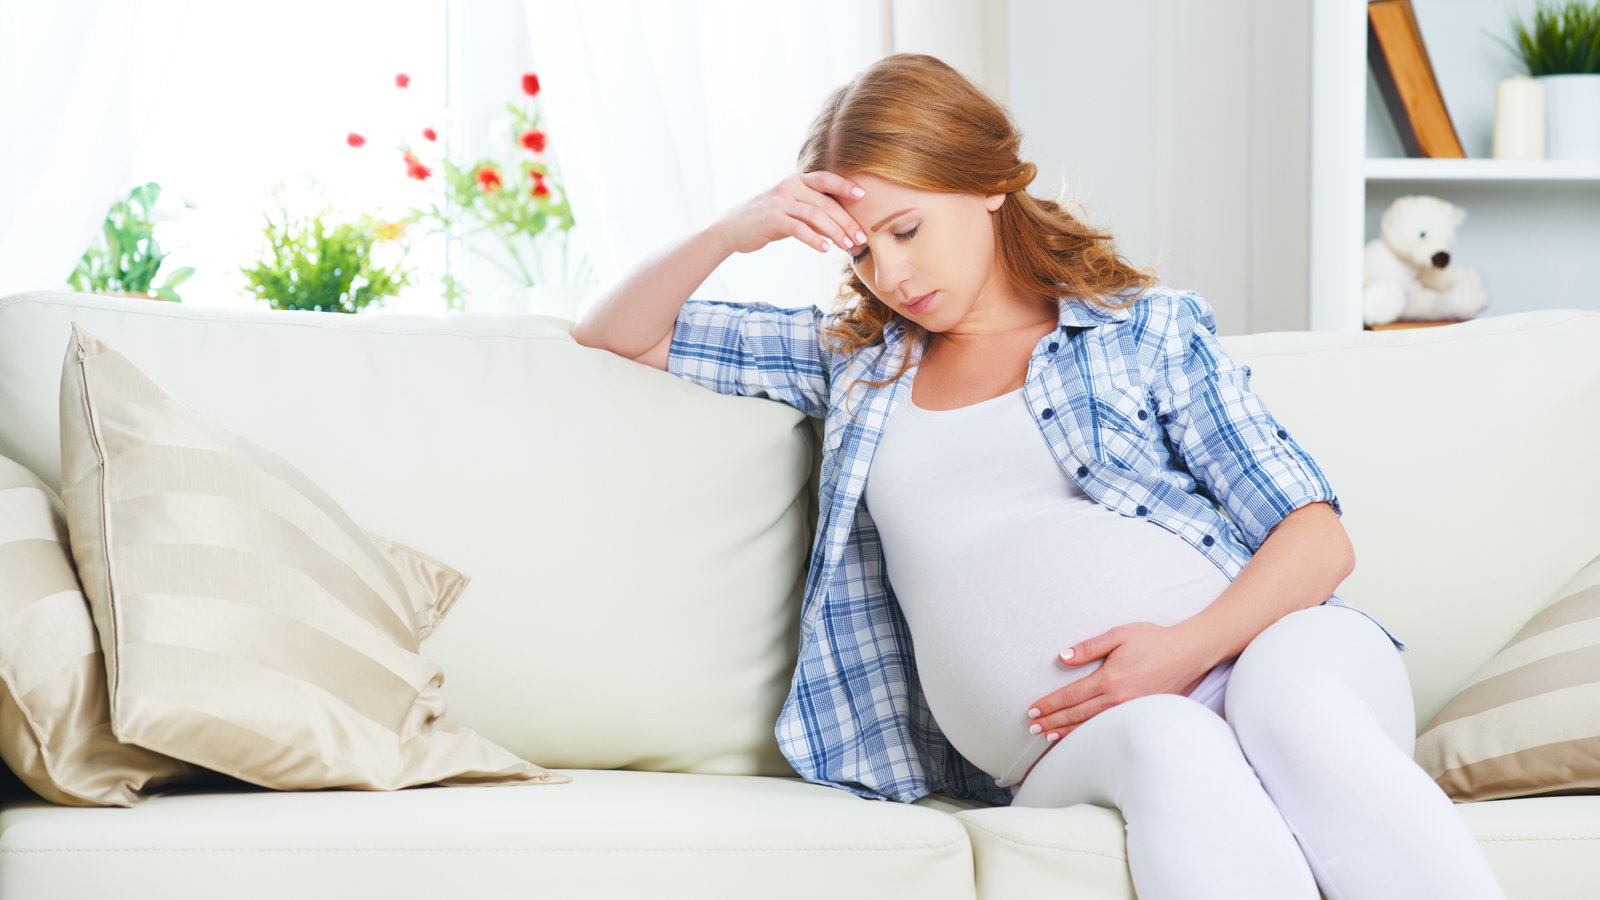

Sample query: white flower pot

[1537,73,1600,160]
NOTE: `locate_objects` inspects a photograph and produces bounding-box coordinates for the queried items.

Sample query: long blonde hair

[797,53,1158,415]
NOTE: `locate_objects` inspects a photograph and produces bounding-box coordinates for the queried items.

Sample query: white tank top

[863,384,1235,786]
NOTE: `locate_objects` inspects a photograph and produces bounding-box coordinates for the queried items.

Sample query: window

[129,0,465,314]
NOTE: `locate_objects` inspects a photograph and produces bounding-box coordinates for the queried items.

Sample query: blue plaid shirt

[667,285,1408,807]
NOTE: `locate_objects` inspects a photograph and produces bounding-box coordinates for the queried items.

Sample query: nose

[1431,250,1450,268]
[870,247,914,297]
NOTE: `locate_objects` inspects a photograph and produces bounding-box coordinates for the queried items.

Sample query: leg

[1224,604,1511,900]
[1011,691,1320,900]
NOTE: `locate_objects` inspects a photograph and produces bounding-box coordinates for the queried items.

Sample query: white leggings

[1008,604,1510,900]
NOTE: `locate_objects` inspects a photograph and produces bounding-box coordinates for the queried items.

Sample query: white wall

[1007,0,1312,335]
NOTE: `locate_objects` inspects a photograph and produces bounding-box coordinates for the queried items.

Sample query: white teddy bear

[1363,195,1489,327]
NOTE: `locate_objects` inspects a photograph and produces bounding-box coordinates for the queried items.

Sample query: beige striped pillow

[1415,551,1600,802]
[0,453,211,806]
[57,323,570,792]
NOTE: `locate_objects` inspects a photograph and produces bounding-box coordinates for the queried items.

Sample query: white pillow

[0,453,213,805]
[58,323,571,792]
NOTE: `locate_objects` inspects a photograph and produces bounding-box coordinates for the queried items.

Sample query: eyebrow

[870,208,916,234]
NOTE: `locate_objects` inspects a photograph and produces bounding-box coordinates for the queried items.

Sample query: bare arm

[1172,501,1355,668]
[570,225,735,360]
[570,170,868,364]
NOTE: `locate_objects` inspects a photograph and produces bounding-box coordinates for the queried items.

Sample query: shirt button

[1136,409,1148,420]
[1136,505,1148,516]
[1042,408,1054,419]
[1202,535,1215,546]
[1277,429,1288,438]
[1048,342,1059,352]
[1076,465,1088,477]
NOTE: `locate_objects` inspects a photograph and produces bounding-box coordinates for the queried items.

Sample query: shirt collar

[882,292,1135,346]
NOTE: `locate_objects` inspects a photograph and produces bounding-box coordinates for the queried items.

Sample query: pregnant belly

[905,556,1232,785]
[920,635,1221,788]
[915,628,1110,787]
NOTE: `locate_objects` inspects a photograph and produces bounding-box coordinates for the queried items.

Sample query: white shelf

[1310,0,1600,333]
[1365,159,1600,181]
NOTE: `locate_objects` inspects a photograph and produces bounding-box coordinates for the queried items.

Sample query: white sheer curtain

[0,0,151,296]
[3,0,997,308]
[523,0,892,313]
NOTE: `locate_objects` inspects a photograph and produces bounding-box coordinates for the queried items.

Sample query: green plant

[238,182,414,314]
[1493,0,1600,75]
[67,182,196,301]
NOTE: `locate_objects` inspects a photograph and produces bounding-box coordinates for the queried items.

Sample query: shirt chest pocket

[1091,385,1160,471]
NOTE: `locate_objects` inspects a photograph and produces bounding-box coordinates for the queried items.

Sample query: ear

[986,192,1007,213]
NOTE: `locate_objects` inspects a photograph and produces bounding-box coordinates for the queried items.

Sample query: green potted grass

[237,181,415,314]
[1494,0,1600,159]
[67,182,196,302]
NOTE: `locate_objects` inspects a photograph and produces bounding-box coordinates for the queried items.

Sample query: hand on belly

[1014,668,1214,788]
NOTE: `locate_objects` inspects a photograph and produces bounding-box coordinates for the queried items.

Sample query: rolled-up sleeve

[666,299,838,420]
[1152,291,1342,553]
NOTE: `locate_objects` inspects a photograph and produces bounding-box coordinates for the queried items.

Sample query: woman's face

[837,171,1027,336]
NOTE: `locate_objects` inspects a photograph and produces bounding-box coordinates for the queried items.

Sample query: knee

[1097,693,1244,781]
[1226,605,1410,754]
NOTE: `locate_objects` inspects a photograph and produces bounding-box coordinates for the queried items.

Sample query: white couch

[0,289,1596,900]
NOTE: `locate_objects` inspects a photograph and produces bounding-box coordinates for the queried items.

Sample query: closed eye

[849,225,918,263]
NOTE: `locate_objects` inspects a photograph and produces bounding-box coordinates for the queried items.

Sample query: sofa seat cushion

[944,796,1600,900]
[0,770,977,899]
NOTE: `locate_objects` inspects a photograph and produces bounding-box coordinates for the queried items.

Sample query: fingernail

[1047,732,1060,742]
[1028,707,1040,718]
[1060,649,1074,660]
[841,236,853,248]
[852,187,865,198]
[855,230,866,243]
[1029,723,1042,734]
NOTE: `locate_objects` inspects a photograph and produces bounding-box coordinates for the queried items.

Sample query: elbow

[571,322,603,349]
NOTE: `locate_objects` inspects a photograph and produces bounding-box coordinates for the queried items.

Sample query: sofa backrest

[0,291,817,779]
[4,291,1596,751]
[1216,309,1600,728]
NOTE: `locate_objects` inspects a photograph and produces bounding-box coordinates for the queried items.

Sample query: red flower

[531,173,550,198]
[346,132,367,147]
[395,73,410,88]
[422,127,437,142]
[521,73,540,97]
[476,165,503,193]
[519,129,546,153]
[403,151,432,181]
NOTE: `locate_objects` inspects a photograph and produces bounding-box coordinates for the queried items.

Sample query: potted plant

[345,70,593,315]
[67,181,196,302]
[237,181,414,314]
[1494,0,1600,159]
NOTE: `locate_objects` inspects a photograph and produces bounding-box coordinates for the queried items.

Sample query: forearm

[570,225,735,357]
[1177,502,1355,669]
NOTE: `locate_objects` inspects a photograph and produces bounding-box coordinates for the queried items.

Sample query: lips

[906,291,936,314]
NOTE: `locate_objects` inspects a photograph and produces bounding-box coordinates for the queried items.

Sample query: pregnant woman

[574,52,1508,900]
